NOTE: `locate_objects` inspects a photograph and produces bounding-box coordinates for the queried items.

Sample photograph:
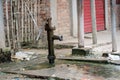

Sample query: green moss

[0,49,11,63]
[24,61,55,70]
[21,41,74,49]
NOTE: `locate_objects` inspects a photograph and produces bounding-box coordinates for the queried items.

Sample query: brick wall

[116,5,120,30]
[2,0,50,47]
[3,0,120,47]
[3,0,50,27]
[107,0,120,30]
[107,0,112,30]
[116,0,120,29]
[55,0,72,40]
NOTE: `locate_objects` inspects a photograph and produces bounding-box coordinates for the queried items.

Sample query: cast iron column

[45,18,63,64]
[111,0,117,52]
[77,0,84,48]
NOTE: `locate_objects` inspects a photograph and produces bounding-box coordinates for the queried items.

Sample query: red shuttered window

[116,0,120,4]
[84,0,105,33]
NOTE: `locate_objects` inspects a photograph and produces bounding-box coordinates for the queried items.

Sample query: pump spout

[53,35,63,41]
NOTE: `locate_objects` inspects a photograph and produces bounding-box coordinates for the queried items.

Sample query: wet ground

[13,61,120,80]
[0,49,120,80]
[1,60,120,80]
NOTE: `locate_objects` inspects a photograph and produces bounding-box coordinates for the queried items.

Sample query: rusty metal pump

[45,18,63,64]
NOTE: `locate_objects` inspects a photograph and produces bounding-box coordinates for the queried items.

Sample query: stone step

[58,57,108,64]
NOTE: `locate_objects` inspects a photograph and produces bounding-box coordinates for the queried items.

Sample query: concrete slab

[72,47,92,56]
[58,56,120,65]
[3,64,106,80]
[58,57,108,64]
[110,60,120,65]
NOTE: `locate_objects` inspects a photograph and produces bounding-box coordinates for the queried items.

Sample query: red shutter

[84,0,105,33]
[84,0,92,33]
[116,0,120,4]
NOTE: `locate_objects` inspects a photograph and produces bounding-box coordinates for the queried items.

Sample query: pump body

[45,18,63,64]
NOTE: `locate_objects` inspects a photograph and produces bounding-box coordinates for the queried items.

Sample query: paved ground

[56,30,120,53]
[0,49,72,80]
[0,30,120,80]
[0,48,120,80]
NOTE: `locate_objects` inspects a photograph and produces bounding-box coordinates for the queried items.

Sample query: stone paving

[56,30,120,53]
[0,30,120,80]
[2,58,120,80]
[0,48,119,80]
